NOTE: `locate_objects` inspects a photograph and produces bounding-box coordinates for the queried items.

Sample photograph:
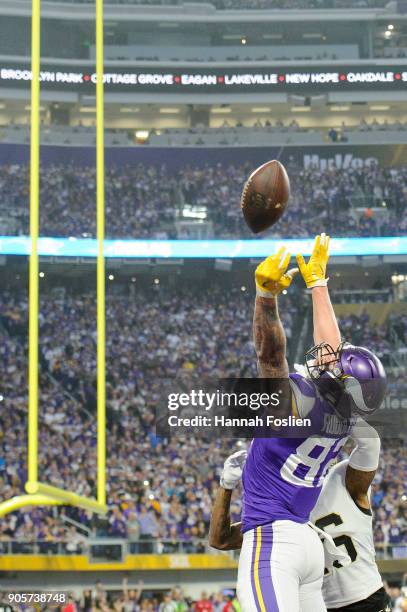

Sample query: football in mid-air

[241,159,290,233]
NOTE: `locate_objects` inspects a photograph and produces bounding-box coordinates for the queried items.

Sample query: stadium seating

[0,159,405,239]
[3,122,407,150]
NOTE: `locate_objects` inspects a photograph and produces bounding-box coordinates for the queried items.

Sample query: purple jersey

[241,373,356,532]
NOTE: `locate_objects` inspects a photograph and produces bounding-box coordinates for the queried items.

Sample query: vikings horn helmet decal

[305,342,387,417]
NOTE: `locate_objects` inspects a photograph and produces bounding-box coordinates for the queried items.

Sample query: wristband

[309,278,329,289]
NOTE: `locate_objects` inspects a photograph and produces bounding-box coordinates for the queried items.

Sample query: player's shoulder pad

[289,373,316,398]
[327,459,349,481]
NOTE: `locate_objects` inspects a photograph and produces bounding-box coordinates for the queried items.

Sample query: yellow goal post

[0,0,107,518]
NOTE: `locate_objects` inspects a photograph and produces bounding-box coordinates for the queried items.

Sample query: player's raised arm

[297,233,341,351]
[346,421,381,510]
[253,247,298,378]
[208,450,246,551]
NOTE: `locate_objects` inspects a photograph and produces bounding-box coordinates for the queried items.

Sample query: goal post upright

[96,0,107,509]
[0,0,108,520]
[27,0,41,495]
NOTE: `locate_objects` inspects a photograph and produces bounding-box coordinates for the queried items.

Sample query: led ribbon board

[0,236,405,258]
[1,63,407,93]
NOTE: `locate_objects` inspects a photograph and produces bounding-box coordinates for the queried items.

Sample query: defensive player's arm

[209,450,246,551]
[253,247,298,378]
[297,233,341,350]
[346,421,381,510]
[209,488,243,551]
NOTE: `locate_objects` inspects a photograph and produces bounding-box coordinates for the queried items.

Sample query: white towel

[308,521,352,570]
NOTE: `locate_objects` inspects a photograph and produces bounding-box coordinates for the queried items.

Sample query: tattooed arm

[253,295,288,378]
[253,249,297,378]
[209,488,243,551]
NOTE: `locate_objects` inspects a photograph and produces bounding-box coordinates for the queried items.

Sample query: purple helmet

[305,341,387,417]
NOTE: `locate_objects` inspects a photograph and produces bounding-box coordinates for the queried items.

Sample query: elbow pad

[348,421,381,472]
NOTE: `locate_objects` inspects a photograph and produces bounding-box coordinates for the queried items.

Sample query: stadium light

[222,34,244,40]
[159,108,180,114]
[263,33,283,40]
[182,207,207,220]
[135,130,149,140]
[212,107,232,114]
[25,105,45,111]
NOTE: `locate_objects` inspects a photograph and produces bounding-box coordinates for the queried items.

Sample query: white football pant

[237,520,326,612]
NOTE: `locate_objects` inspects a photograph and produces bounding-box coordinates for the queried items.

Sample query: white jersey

[310,459,383,609]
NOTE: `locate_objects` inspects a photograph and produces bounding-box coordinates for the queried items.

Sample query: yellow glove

[296,233,330,289]
[255,247,299,297]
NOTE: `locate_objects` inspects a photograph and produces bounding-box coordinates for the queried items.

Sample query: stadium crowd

[59,584,244,612]
[0,161,407,239]
[0,279,405,557]
[338,311,407,367]
[178,160,407,239]
[5,581,400,612]
[52,581,407,612]
[4,580,407,611]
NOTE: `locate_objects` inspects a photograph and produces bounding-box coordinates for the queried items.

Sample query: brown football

[241,159,290,233]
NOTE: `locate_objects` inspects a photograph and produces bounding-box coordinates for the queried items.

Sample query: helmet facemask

[305,341,346,381]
